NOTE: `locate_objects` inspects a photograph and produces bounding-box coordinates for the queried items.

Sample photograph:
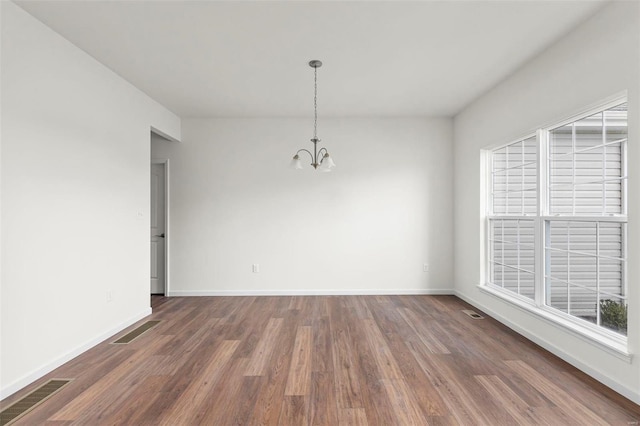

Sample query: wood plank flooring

[3,295,640,425]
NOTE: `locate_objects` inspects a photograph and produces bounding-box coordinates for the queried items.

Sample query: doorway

[150,161,168,295]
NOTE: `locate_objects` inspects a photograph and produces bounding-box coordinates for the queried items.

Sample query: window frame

[486,133,539,302]
[483,95,629,356]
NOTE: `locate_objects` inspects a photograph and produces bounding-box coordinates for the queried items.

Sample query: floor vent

[0,379,71,426]
[112,320,161,344]
[462,309,484,320]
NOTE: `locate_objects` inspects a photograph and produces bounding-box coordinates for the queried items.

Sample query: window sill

[478,284,632,363]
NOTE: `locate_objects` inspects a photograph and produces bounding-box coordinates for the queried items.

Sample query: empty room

[2,0,640,424]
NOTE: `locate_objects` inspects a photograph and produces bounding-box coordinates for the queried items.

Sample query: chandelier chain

[314,65,318,140]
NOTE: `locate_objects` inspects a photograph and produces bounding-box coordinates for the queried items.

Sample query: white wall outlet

[423,263,430,272]
[106,290,113,302]
[252,264,260,273]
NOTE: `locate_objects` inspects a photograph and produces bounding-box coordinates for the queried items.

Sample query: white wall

[152,118,453,295]
[453,1,640,402]
[0,2,180,398]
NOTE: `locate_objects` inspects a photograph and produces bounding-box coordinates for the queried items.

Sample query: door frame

[151,158,170,296]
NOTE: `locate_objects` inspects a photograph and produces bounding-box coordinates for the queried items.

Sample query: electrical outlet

[252,264,260,273]
[106,290,113,302]
[423,263,430,272]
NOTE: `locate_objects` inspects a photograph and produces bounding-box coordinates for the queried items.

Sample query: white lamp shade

[319,154,336,171]
[325,155,336,168]
[290,156,303,170]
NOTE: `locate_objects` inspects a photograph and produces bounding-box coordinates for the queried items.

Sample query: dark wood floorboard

[2,295,639,425]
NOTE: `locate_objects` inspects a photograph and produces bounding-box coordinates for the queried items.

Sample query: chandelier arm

[317,147,328,159]
[296,148,315,163]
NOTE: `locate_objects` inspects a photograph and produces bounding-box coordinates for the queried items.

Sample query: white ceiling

[15,0,605,118]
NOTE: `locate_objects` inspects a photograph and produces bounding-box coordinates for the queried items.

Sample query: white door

[150,163,165,294]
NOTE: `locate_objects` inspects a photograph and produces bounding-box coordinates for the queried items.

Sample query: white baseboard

[167,288,454,297]
[0,308,152,400]
[454,290,640,405]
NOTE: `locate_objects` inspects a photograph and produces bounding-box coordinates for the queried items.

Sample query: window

[486,99,628,341]
[488,136,537,300]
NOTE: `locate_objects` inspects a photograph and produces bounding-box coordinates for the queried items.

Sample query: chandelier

[290,60,336,172]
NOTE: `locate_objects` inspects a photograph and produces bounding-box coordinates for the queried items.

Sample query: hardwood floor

[3,295,640,425]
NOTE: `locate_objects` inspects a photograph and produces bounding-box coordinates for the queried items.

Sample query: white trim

[541,215,626,222]
[455,289,639,405]
[541,92,628,132]
[488,214,627,223]
[167,289,454,297]
[535,128,546,307]
[150,126,180,143]
[0,308,152,400]
[484,131,538,152]
[480,148,491,284]
[479,284,630,359]
[487,214,538,220]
